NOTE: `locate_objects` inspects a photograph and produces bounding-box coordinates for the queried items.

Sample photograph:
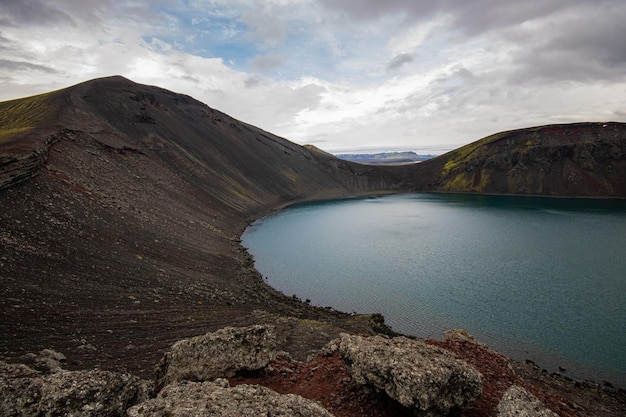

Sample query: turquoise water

[242,193,626,386]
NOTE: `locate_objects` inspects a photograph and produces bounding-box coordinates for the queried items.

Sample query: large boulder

[497,385,559,417]
[155,325,277,390]
[0,361,149,417]
[128,378,335,417]
[338,333,482,416]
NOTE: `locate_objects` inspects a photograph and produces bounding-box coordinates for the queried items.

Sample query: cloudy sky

[1,1,625,153]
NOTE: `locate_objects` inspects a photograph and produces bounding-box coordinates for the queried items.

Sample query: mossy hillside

[0,91,58,142]
[429,122,626,197]
[440,131,507,176]
[441,169,492,192]
[440,127,545,177]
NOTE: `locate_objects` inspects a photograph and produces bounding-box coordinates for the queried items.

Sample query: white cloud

[0,0,625,154]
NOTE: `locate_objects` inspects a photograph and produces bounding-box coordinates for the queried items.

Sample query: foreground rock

[155,325,277,390]
[338,333,482,416]
[128,378,334,417]
[497,385,559,417]
[0,361,149,417]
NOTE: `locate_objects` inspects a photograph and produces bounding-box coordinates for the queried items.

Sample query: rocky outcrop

[337,333,482,416]
[128,378,334,417]
[4,328,623,417]
[497,385,559,417]
[0,360,149,417]
[155,325,277,390]
[0,130,61,190]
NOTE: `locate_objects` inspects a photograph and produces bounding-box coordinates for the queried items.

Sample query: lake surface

[242,193,626,386]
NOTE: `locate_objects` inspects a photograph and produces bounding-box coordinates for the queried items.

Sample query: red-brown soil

[232,339,626,417]
[231,351,414,417]
[427,339,584,417]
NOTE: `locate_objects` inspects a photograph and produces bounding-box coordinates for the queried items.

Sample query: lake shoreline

[243,193,626,389]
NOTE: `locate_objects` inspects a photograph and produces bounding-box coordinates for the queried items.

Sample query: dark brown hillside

[402,122,626,197]
[49,76,402,210]
[0,76,402,377]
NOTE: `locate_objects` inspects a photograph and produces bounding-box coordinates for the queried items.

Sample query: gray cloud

[546,8,626,68]
[319,0,582,34]
[319,0,626,86]
[0,59,58,73]
[0,32,14,50]
[387,53,414,71]
[503,3,626,83]
[282,83,326,112]
[0,0,75,26]
[0,0,156,30]
[248,54,285,73]
[318,0,438,21]
[241,10,287,47]
[244,76,262,88]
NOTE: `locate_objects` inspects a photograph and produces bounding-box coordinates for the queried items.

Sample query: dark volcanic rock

[0,132,58,190]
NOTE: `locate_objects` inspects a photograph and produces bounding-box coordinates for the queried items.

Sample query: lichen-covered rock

[0,361,149,417]
[155,325,277,390]
[338,333,482,417]
[497,385,559,417]
[128,378,335,417]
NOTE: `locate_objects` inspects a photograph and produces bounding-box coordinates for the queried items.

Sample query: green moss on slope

[0,92,56,142]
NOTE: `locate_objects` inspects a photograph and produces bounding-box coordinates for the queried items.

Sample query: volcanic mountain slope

[0,75,401,201]
[405,122,626,197]
[0,76,402,375]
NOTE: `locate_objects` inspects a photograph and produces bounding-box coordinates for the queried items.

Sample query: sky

[1,1,625,154]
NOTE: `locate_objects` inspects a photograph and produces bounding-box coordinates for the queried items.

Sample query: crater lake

[242,193,626,386]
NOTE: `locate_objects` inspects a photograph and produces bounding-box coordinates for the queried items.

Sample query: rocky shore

[2,325,624,417]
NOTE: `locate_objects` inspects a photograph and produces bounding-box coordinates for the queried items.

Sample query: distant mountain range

[335,151,436,165]
[1,75,625,380]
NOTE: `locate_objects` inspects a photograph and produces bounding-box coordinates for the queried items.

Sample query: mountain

[404,122,626,197]
[335,151,435,165]
[0,76,402,375]
[0,76,401,200]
